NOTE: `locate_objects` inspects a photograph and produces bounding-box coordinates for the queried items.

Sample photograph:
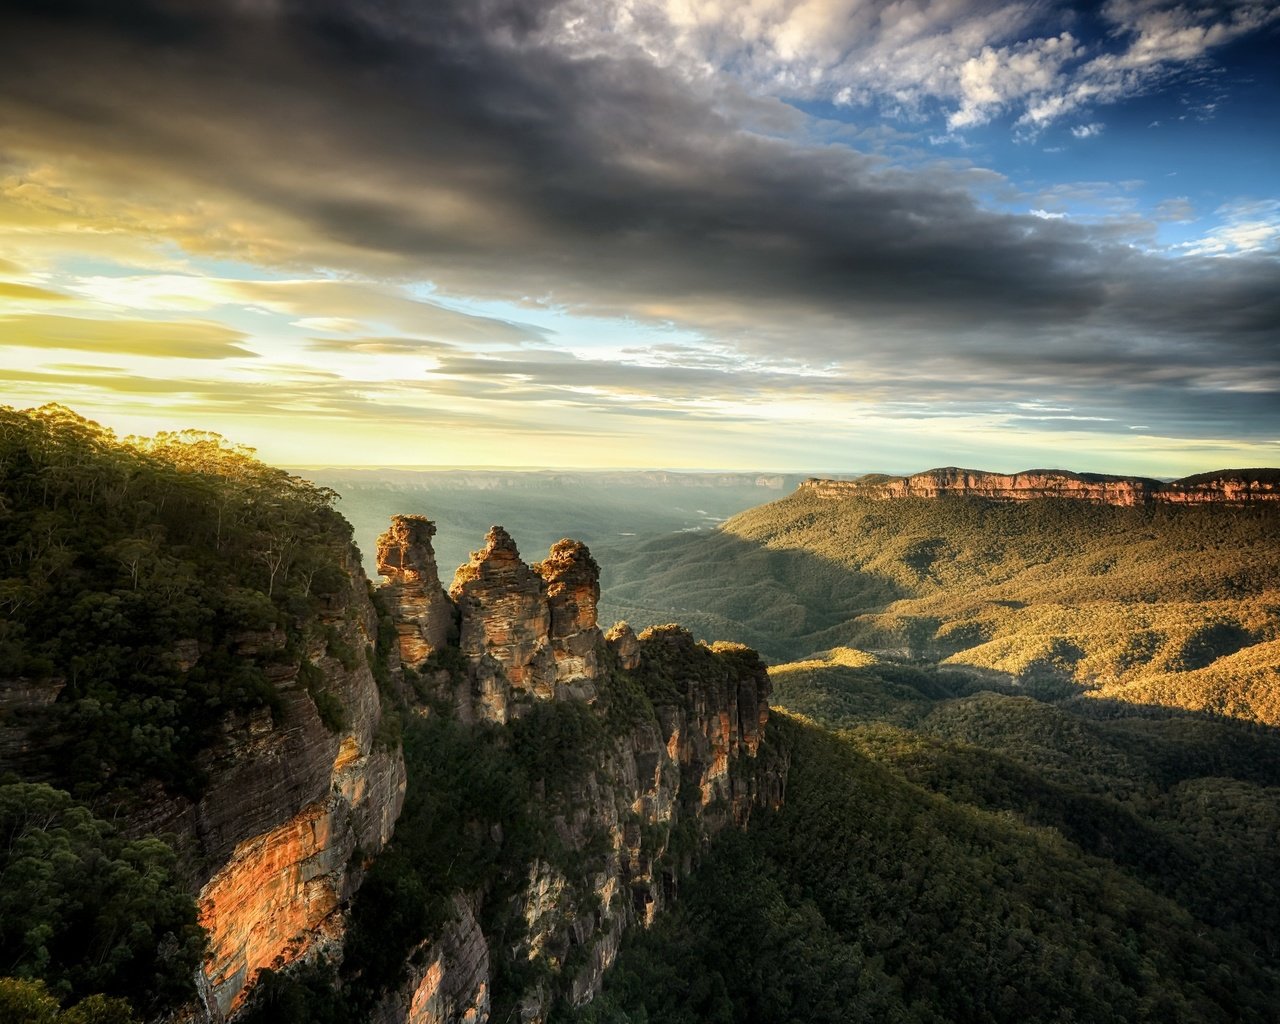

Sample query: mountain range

[2,405,1278,1024]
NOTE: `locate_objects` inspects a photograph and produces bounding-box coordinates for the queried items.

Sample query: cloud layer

[0,0,1276,467]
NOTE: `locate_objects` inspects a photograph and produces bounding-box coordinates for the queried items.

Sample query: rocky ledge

[799,467,1280,506]
[370,517,784,1024]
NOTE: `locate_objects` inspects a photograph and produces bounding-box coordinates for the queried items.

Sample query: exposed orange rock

[534,539,602,694]
[604,621,641,671]
[799,467,1280,505]
[199,802,337,1015]
[1161,469,1280,504]
[150,544,409,1021]
[195,708,405,1019]
[372,896,490,1024]
[449,527,556,717]
[376,515,456,669]
[437,527,610,722]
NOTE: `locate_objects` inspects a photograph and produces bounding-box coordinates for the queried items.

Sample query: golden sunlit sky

[1,1,1278,473]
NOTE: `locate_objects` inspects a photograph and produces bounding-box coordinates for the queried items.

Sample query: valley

[3,407,1278,1024]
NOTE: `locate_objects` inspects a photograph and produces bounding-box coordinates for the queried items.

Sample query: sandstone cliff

[116,546,407,1021]
[377,515,456,670]
[799,467,1280,505]
[187,546,405,1020]
[368,520,784,1024]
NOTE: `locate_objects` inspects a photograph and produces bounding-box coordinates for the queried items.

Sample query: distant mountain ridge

[800,466,1280,505]
[301,468,807,492]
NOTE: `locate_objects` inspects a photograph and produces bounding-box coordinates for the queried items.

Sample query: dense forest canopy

[0,404,366,1019]
[600,489,1280,725]
[0,403,355,803]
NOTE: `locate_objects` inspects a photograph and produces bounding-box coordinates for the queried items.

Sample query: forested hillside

[0,405,368,1021]
[579,707,1280,1024]
[580,646,1280,1023]
[583,483,1280,1023]
[599,489,1280,724]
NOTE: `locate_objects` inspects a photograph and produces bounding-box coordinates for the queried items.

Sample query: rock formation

[373,896,490,1024]
[534,539,602,693]
[370,523,784,1024]
[447,526,559,721]
[109,546,407,1021]
[426,527,617,723]
[377,515,456,669]
[605,621,641,671]
[799,467,1280,505]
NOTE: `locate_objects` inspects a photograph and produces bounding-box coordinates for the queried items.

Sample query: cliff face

[130,547,406,1021]
[799,467,1280,505]
[370,521,783,1024]
[377,515,457,669]
[377,519,610,723]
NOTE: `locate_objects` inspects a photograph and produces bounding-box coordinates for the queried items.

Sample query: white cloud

[67,274,549,345]
[553,0,1280,134]
[1181,200,1280,257]
[1070,122,1104,138]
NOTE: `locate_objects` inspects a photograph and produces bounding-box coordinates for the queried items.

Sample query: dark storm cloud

[1,0,1277,440]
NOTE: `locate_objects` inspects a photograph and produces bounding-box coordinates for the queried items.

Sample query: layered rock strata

[387,524,614,723]
[374,896,491,1024]
[800,467,1280,505]
[534,539,602,691]
[122,546,407,1021]
[372,522,784,1024]
[450,526,559,716]
[377,515,457,669]
[195,546,405,1020]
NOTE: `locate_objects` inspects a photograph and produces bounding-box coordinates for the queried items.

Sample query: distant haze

[307,468,809,582]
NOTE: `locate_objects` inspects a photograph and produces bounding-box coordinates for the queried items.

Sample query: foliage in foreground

[0,403,355,804]
[0,784,204,1016]
[581,712,1280,1024]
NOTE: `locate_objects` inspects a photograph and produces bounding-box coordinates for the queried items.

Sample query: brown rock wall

[438,527,609,722]
[799,467,1280,505]
[377,515,456,669]
[450,527,557,715]
[140,545,406,1021]
[535,539,602,697]
[371,896,490,1024]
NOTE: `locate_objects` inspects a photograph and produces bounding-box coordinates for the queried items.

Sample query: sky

[0,0,1277,474]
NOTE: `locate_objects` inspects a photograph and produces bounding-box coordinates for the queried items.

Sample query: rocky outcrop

[448,526,559,721]
[372,896,490,1024]
[372,523,784,1024]
[534,539,601,694]
[437,528,615,723]
[474,624,779,1024]
[192,547,405,1020]
[605,622,641,671]
[113,546,407,1021]
[377,515,456,669]
[0,676,65,763]
[799,467,1280,506]
[1160,469,1280,504]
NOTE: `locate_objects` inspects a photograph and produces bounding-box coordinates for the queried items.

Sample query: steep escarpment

[188,546,406,1020]
[3,407,779,1024]
[349,518,782,1024]
[800,467,1280,505]
[0,405,404,1022]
